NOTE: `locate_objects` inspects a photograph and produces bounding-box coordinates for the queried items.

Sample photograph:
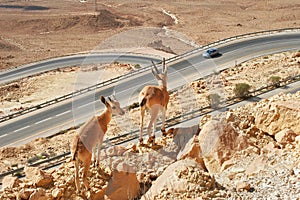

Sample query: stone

[226,111,236,122]
[254,100,300,135]
[51,188,64,198]
[17,188,34,199]
[245,155,268,175]
[91,186,106,200]
[29,188,47,200]
[177,135,206,170]
[236,181,251,191]
[292,51,300,58]
[1,176,22,190]
[141,159,214,200]
[198,119,251,173]
[24,166,53,188]
[106,163,140,200]
[103,145,127,158]
[275,128,297,147]
[171,125,200,151]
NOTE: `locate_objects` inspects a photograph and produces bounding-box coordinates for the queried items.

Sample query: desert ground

[0,0,299,70]
[0,0,300,199]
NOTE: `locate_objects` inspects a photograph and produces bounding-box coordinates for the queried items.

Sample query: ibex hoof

[147,136,155,145]
[161,128,167,136]
[138,138,144,146]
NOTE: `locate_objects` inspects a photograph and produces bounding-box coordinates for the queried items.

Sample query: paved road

[1,32,300,147]
[0,53,161,85]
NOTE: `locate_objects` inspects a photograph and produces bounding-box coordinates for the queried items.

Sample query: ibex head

[100,93,125,116]
[151,58,168,87]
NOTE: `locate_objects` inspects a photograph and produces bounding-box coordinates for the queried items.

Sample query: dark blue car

[202,48,220,58]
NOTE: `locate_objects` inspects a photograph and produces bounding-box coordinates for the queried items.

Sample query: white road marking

[13,125,30,133]
[55,110,71,117]
[77,101,95,109]
[35,117,52,125]
[0,134,8,138]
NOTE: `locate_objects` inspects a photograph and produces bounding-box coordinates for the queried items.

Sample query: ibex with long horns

[139,58,169,145]
[70,94,125,192]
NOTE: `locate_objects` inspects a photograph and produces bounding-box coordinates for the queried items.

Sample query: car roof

[207,48,217,53]
[208,48,217,51]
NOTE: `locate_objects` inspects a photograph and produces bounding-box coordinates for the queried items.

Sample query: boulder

[245,155,268,175]
[141,159,214,200]
[170,125,200,151]
[24,166,53,188]
[91,186,106,200]
[102,145,127,159]
[292,51,300,58]
[177,135,206,170]
[198,119,251,173]
[29,188,48,200]
[1,176,22,190]
[254,100,300,135]
[17,188,35,199]
[236,181,251,191]
[275,128,297,147]
[51,188,64,198]
[106,163,140,200]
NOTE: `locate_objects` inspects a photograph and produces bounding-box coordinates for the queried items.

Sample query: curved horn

[163,58,167,74]
[151,60,159,74]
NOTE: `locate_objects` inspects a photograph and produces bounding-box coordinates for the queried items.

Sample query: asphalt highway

[1,32,300,147]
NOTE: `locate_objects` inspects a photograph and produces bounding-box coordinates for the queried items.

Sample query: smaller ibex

[70,95,125,192]
[139,58,169,145]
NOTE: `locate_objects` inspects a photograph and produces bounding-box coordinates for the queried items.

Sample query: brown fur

[70,95,124,193]
[139,59,169,145]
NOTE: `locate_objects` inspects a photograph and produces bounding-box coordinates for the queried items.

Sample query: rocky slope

[1,91,299,199]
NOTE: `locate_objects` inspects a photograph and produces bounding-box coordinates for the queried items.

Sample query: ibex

[70,95,125,192]
[139,58,169,145]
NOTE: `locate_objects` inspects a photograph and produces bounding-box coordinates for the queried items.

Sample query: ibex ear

[100,96,106,105]
[107,96,113,103]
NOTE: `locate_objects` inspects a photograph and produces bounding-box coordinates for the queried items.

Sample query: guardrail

[1,72,299,182]
[0,27,299,123]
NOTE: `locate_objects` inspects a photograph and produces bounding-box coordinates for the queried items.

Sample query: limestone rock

[292,51,300,58]
[102,145,127,159]
[275,128,297,147]
[91,186,106,200]
[142,159,215,200]
[236,181,251,191]
[1,176,22,190]
[198,119,251,173]
[29,188,47,200]
[17,188,35,199]
[254,100,300,135]
[177,135,206,170]
[245,155,268,175]
[24,166,53,188]
[51,187,64,198]
[106,163,140,200]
